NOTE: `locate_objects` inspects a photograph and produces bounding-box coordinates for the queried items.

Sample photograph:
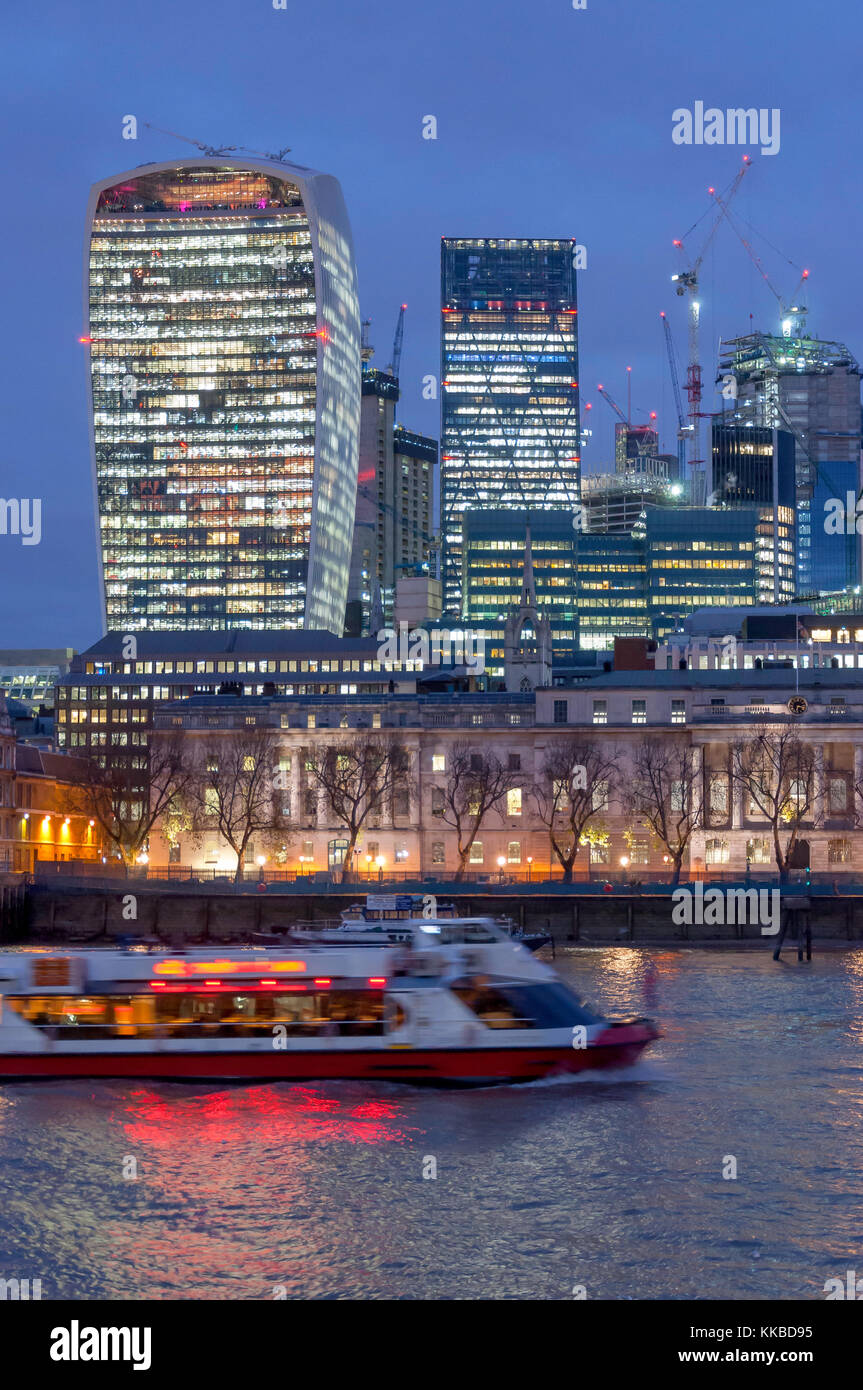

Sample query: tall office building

[346,366,436,634]
[717,329,861,594]
[85,156,361,634]
[710,422,796,604]
[440,238,581,614]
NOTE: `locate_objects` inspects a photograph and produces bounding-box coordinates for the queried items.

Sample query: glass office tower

[440,238,580,614]
[85,157,361,633]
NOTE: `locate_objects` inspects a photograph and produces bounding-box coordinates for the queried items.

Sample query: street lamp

[375,854,385,883]
[526,855,533,883]
[365,854,373,880]
[497,854,506,884]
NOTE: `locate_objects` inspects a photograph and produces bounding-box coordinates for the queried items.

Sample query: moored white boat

[0,919,658,1084]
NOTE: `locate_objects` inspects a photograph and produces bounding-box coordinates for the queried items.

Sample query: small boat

[0,919,659,1084]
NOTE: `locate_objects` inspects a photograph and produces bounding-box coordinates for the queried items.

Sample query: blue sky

[1,0,860,647]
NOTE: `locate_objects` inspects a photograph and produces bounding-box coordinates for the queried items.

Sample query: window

[828,777,848,813]
[592,780,609,812]
[671,699,686,725]
[432,841,445,865]
[631,699,646,725]
[709,776,728,819]
[469,841,483,864]
[302,840,314,860]
[590,841,609,865]
[307,714,316,729]
[828,838,852,864]
[553,700,568,725]
[506,788,522,817]
[304,790,317,817]
[431,786,445,815]
[629,836,649,866]
[470,754,483,772]
[705,838,730,865]
[593,699,607,726]
[393,789,409,817]
[508,753,521,772]
[204,788,219,817]
[432,754,446,772]
[372,712,381,729]
[746,837,771,864]
[507,842,522,863]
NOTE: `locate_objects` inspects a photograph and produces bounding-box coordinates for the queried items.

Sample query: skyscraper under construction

[440,238,581,614]
[718,325,861,595]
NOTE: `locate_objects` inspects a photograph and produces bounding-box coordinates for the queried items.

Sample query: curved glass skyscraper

[84,157,361,633]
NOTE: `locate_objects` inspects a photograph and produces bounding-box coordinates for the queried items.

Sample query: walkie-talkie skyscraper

[84,156,361,633]
[440,238,581,614]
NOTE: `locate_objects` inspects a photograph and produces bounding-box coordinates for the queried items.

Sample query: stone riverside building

[146,667,863,880]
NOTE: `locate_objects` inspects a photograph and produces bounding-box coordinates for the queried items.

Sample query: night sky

[1,0,860,648]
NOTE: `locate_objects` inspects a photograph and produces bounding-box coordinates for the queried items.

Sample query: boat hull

[0,1031,655,1084]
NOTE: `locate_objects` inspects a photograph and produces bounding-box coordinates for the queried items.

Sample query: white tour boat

[0,918,658,1084]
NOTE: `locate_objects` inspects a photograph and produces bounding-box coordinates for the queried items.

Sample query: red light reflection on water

[119,1084,414,1150]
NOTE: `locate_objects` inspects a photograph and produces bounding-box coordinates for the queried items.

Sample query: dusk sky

[1,0,859,648]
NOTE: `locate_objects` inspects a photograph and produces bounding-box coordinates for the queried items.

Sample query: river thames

[1,947,861,1300]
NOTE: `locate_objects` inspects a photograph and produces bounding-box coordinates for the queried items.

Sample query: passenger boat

[0,918,659,1084]
[254,907,553,954]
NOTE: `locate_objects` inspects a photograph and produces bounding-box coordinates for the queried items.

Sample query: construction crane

[387,304,407,380]
[596,382,628,425]
[672,155,751,499]
[660,311,690,477]
[708,195,810,337]
[142,123,237,157]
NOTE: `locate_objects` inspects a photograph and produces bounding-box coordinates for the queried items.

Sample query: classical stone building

[145,666,863,881]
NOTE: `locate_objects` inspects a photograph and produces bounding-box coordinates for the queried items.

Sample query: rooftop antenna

[142,123,237,157]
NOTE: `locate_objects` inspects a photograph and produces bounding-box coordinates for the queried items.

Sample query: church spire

[520,521,537,609]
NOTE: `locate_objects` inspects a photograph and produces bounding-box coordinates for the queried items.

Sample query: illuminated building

[346,367,436,634]
[84,157,361,633]
[440,238,580,613]
[575,532,648,650]
[710,423,796,604]
[463,510,578,660]
[717,329,862,593]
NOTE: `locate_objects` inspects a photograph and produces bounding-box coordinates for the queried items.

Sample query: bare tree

[435,742,515,881]
[191,727,286,883]
[304,735,406,873]
[531,736,618,882]
[623,736,704,886]
[731,725,815,882]
[64,735,195,868]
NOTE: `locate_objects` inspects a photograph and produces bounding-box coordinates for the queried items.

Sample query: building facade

[346,365,436,633]
[440,238,581,613]
[717,329,862,594]
[144,669,863,882]
[85,156,361,633]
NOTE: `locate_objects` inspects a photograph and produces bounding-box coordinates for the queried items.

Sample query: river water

[1,946,861,1301]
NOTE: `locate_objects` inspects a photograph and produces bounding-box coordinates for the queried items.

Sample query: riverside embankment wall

[11,883,863,946]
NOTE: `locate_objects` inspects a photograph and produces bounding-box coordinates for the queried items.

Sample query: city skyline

[2,0,861,648]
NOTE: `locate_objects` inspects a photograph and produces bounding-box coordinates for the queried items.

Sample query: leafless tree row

[66,721,828,883]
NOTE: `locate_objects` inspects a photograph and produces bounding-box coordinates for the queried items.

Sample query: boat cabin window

[6,989,387,1040]
[451,980,601,1030]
